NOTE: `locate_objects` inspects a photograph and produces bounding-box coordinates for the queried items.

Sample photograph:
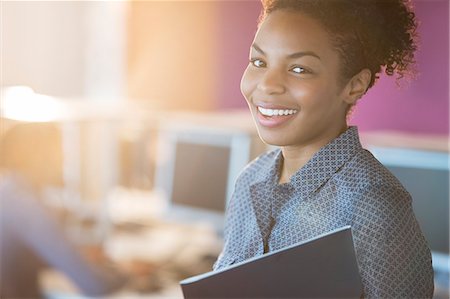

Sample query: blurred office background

[1,0,448,298]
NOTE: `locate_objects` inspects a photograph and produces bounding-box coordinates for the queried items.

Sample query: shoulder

[336,149,417,228]
[333,148,414,221]
[339,148,408,197]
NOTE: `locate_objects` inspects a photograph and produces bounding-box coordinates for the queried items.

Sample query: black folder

[180,226,363,299]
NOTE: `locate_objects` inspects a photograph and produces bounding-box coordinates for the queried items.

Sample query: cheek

[298,88,346,121]
[289,80,324,108]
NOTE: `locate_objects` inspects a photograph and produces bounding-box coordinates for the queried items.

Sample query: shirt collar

[251,149,283,185]
[251,126,362,196]
[289,126,362,195]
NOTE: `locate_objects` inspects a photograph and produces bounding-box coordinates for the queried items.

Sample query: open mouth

[256,106,298,128]
[257,106,298,117]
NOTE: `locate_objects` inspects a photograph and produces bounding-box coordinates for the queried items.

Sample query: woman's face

[241,10,351,148]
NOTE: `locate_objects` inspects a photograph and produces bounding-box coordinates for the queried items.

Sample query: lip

[254,104,298,128]
[254,102,295,110]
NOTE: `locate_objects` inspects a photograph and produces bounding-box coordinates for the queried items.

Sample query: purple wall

[350,0,449,134]
[215,0,449,135]
[215,1,261,110]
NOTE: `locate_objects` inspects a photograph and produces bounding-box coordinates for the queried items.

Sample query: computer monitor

[154,121,267,229]
[369,146,449,273]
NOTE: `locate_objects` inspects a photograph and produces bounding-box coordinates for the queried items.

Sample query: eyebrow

[252,43,321,60]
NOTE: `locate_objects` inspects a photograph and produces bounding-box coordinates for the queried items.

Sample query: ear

[342,69,371,105]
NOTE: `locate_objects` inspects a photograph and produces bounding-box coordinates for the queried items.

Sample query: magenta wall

[350,0,449,134]
[215,0,449,135]
[215,1,261,110]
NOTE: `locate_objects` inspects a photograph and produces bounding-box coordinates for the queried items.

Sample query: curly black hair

[261,0,419,89]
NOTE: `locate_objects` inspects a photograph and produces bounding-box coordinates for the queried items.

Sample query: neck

[279,125,348,184]
[279,146,321,184]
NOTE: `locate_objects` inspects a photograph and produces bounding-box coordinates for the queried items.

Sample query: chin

[256,127,292,147]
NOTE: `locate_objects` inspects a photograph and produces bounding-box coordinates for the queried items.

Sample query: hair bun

[261,0,419,88]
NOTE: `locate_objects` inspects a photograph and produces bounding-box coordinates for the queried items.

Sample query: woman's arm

[351,183,434,298]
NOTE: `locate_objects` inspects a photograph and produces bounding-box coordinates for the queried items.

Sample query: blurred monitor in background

[154,121,267,231]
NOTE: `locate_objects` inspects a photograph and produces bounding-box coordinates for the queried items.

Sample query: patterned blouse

[214,126,434,298]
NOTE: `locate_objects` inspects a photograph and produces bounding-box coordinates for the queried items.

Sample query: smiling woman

[241,10,365,167]
[214,0,434,298]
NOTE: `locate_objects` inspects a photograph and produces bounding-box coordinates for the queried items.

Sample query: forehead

[253,10,335,59]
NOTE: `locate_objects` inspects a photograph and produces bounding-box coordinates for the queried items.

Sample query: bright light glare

[1,86,65,122]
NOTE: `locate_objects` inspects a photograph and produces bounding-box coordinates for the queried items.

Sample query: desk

[40,187,223,298]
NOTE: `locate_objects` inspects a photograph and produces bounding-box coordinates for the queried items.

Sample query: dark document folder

[180,226,363,298]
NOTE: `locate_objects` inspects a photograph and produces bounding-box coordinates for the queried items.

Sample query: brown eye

[251,59,266,68]
[291,66,305,74]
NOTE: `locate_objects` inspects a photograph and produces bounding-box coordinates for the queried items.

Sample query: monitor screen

[171,141,230,213]
[154,122,267,229]
[388,166,449,254]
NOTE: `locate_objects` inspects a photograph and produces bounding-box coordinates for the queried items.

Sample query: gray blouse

[214,126,434,298]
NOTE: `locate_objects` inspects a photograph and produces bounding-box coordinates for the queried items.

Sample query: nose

[257,68,286,95]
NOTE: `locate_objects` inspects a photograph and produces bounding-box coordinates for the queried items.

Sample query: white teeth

[258,106,298,117]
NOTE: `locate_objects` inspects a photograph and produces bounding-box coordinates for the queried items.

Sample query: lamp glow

[1,86,65,122]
